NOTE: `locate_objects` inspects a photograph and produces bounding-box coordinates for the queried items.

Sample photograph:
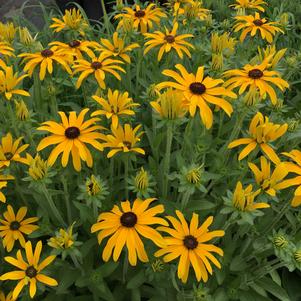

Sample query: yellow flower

[0,133,29,169]
[102,124,145,158]
[18,46,72,80]
[0,291,14,301]
[257,45,287,70]
[233,12,283,43]
[156,64,236,129]
[150,89,187,120]
[181,0,210,21]
[0,42,14,58]
[248,156,289,196]
[275,150,301,207]
[0,172,14,203]
[96,32,140,63]
[72,52,125,89]
[186,165,202,184]
[115,4,167,33]
[230,0,267,12]
[170,0,192,15]
[37,109,105,172]
[0,22,17,44]
[232,181,269,211]
[0,241,58,299]
[0,205,39,252]
[144,22,194,61]
[0,66,30,101]
[50,8,89,36]
[224,57,289,105]
[48,222,75,250]
[91,89,139,129]
[91,198,168,266]
[18,27,36,46]
[49,40,96,61]
[85,175,102,196]
[155,211,224,283]
[27,154,49,181]
[211,32,236,55]
[228,112,288,163]
[14,99,30,121]
[135,167,149,191]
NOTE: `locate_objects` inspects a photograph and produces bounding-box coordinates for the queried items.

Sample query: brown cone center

[248,68,263,79]
[91,61,102,70]
[183,235,198,249]
[120,212,137,227]
[135,10,146,18]
[65,126,80,139]
[69,40,81,48]
[41,49,54,57]
[26,266,37,278]
[4,152,14,160]
[10,221,20,230]
[165,35,175,43]
[253,19,263,26]
[189,82,206,95]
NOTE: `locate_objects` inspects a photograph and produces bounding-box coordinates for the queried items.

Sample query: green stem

[33,70,42,114]
[163,123,173,199]
[100,0,110,34]
[122,249,129,283]
[124,156,129,200]
[50,94,58,116]
[41,183,66,226]
[61,175,72,225]
[135,48,143,98]
[109,157,114,199]
[181,191,191,210]
[264,201,290,233]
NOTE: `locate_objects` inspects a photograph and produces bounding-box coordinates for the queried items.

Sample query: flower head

[91,198,168,266]
[14,99,30,121]
[0,205,39,252]
[48,222,76,250]
[27,154,49,181]
[0,241,57,299]
[233,12,283,43]
[230,0,267,12]
[0,133,29,169]
[0,22,17,43]
[37,109,105,171]
[143,22,194,61]
[91,89,139,129]
[102,124,145,158]
[157,64,236,129]
[155,211,224,283]
[18,27,36,46]
[228,112,288,163]
[115,4,167,33]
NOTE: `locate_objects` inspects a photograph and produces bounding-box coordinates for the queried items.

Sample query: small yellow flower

[91,89,139,129]
[182,0,210,21]
[95,32,140,63]
[115,4,167,33]
[230,0,267,12]
[248,156,289,196]
[0,205,39,252]
[232,181,269,211]
[0,241,58,299]
[0,22,17,44]
[0,172,14,203]
[50,8,89,36]
[211,32,236,55]
[0,66,30,101]
[228,112,288,163]
[186,165,202,184]
[256,45,287,70]
[102,124,145,158]
[27,154,49,181]
[155,211,224,283]
[19,46,72,80]
[144,22,194,61]
[14,99,29,121]
[86,175,102,196]
[72,52,125,89]
[48,222,76,250]
[18,27,36,46]
[273,234,288,248]
[0,133,29,169]
[233,12,283,43]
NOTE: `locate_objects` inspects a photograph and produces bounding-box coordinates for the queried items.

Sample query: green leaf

[126,269,146,289]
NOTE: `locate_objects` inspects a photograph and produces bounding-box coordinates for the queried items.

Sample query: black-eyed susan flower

[48,222,76,250]
[26,154,49,181]
[228,112,288,163]
[0,133,29,169]
[144,22,194,61]
[0,291,14,301]
[49,40,95,60]
[14,99,30,121]
[155,211,224,283]
[50,8,89,36]
[232,181,269,211]
[230,0,266,12]
[0,66,30,101]
[91,89,139,129]
[0,42,14,58]
[18,46,72,80]
[0,205,39,252]
[0,22,17,44]
[91,198,168,266]
[72,52,125,89]
[115,4,167,33]
[233,12,283,43]
[95,32,140,63]
[37,109,105,172]
[224,57,289,105]
[150,89,187,120]
[181,0,210,22]
[102,124,145,158]
[0,172,14,203]
[0,241,57,299]
[156,64,236,129]
[248,156,289,196]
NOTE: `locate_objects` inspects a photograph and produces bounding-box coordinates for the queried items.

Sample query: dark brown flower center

[183,235,198,249]
[4,152,14,160]
[69,40,81,48]
[248,68,264,79]
[165,35,175,43]
[65,126,80,139]
[135,10,146,18]
[91,61,102,70]
[253,19,263,26]
[189,82,206,95]
[41,49,54,57]
[120,212,137,227]
[25,266,37,278]
[10,221,20,230]
[123,141,132,149]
